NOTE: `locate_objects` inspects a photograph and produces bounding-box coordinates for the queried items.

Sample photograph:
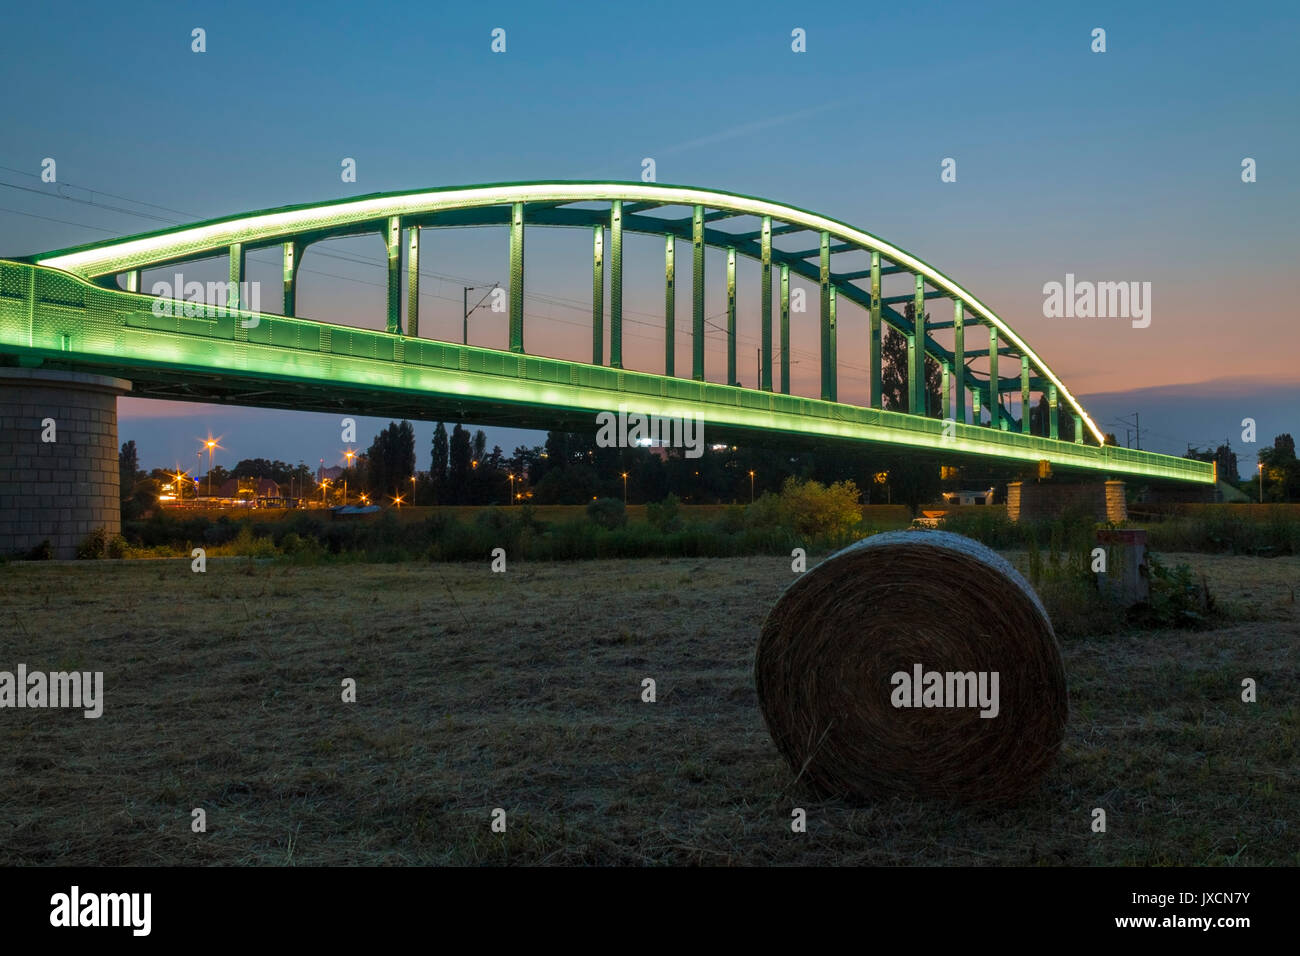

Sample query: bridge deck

[0,260,1213,485]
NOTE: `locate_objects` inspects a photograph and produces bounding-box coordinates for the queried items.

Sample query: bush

[714,504,746,535]
[646,493,683,533]
[586,497,627,530]
[26,539,53,560]
[773,477,862,538]
[1128,554,1217,629]
[106,534,128,559]
[76,527,109,559]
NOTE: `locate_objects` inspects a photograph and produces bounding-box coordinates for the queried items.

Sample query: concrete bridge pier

[0,368,132,559]
[1006,479,1127,524]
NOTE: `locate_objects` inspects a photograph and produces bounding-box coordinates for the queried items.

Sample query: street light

[203,438,221,498]
[343,449,355,506]
[507,473,515,505]
[463,283,499,345]
[410,474,417,505]
[621,471,628,504]
[320,479,329,505]
[749,469,755,503]
[1258,461,1264,502]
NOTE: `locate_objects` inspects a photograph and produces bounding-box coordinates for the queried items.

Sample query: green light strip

[0,259,1214,485]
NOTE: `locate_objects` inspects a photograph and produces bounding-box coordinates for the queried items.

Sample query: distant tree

[472,429,488,466]
[882,308,942,416]
[365,420,416,503]
[430,422,449,503]
[448,424,471,504]
[1258,434,1300,501]
[1186,444,1239,483]
[119,441,139,498]
[1029,393,1075,442]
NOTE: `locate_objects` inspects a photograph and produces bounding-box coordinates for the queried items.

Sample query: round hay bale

[755,530,1067,803]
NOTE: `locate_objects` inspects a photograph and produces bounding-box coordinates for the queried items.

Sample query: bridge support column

[972,387,981,425]
[1020,355,1031,434]
[1074,414,1084,444]
[663,235,674,375]
[1049,384,1059,439]
[610,200,622,368]
[406,226,420,338]
[509,202,524,353]
[1006,480,1127,524]
[282,241,298,317]
[987,326,1000,430]
[760,216,772,391]
[692,205,704,381]
[727,247,737,386]
[593,225,604,365]
[0,369,131,560]
[952,299,965,423]
[779,264,790,394]
[910,274,926,414]
[819,232,831,401]
[869,251,882,408]
[386,216,402,335]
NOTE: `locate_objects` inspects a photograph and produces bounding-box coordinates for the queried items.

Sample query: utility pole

[463,284,499,344]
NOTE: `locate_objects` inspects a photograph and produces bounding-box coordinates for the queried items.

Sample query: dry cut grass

[0,551,1295,865]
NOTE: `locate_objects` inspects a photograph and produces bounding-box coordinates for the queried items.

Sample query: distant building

[317,464,344,482]
[941,487,996,506]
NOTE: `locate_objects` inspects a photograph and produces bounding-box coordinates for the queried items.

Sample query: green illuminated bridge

[1,181,1210,485]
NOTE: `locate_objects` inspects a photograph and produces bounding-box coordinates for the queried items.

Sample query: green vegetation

[119,478,883,563]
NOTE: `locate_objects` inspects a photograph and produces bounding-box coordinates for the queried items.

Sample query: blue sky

[1,0,1296,478]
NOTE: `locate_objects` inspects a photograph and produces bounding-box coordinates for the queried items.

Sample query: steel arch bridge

[0,181,1210,484]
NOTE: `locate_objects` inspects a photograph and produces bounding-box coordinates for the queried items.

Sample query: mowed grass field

[0,552,1296,866]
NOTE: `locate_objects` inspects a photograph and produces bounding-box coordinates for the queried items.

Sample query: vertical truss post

[509,202,524,353]
[125,271,140,293]
[987,326,1000,430]
[406,227,420,338]
[727,247,737,385]
[282,241,297,317]
[911,274,926,415]
[386,216,402,334]
[692,205,705,381]
[907,332,918,413]
[819,231,831,401]
[780,264,790,394]
[972,387,981,425]
[941,361,951,421]
[828,287,838,401]
[228,242,245,312]
[610,200,623,369]
[592,225,604,365]
[952,298,965,424]
[664,235,674,376]
[1074,413,1083,444]
[1049,384,1059,439]
[760,216,772,391]
[1020,355,1031,434]
[869,251,882,408]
